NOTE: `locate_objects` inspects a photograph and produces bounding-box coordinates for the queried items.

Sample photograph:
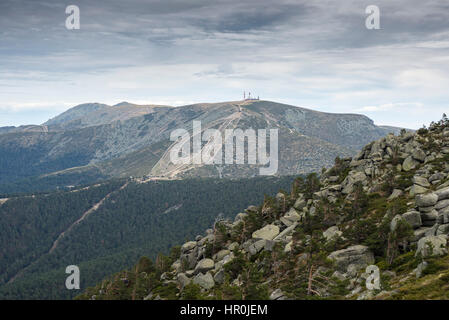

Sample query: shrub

[181,283,203,300]
[136,256,155,274]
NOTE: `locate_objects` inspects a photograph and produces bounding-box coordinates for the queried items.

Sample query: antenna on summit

[243,91,260,101]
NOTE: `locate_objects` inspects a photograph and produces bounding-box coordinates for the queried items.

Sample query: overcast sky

[1,0,448,128]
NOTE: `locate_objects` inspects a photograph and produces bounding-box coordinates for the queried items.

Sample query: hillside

[0,100,401,193]
[0,175,295,299]
[43,102,172,131]
[77,115,449,300]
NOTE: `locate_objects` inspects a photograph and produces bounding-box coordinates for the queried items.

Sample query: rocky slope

[77,116,449,300]
[0,100,401,191]
[43,102,172,131]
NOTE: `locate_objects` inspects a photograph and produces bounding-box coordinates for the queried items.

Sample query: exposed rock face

[438,208,449,224]
[413,176,430,188]
[437,224,449,236]
[247,239,267,255]
[245,205,258,213]
[403,156,419,171]
[436,187,449,201]
[293,197,307,210]
[416,235,448,258]
[252,224,280,240]
[171,260,182,273]
[194,259,215,274]
[0,125,49,135]
[390,215,405,232]
[213,270,225,284]
[87,117,449,301]
[273,223,297,241]
[388,189,403,200]
[410,185,429,196]
[193,272,215,290]
[280,208,302,226]
[284,241,292,253]
[412,148,426,162]
[430,172,445,183]
[323,226,342,241]
[413,228,430,242]
[416,193,438,207]
[402,210,422,229]
[414,261,428,278]
[181,241,197,253]
[435,199,449,210]
[328,245,375,272]
[177,273,191,289]
[269,289,287,300]
[213,250,230,261]
[421,210,438,226]
[341,172,367,194]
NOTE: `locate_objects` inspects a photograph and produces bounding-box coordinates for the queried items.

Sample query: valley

[0,175,295,299]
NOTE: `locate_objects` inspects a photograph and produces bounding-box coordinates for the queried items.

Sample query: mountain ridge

[0,100,404,193]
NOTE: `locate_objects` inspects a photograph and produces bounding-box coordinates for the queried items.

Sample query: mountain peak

[113,101,132,107]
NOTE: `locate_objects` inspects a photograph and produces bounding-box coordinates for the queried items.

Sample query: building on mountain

[243,91,260,101]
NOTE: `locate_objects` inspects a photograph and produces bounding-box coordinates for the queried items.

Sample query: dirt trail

[6,182,128,284]
[48,182,129,254]
[154,107,244,178]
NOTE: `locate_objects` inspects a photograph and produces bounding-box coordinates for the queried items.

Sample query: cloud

[0,0,448,129]
[355,102,424,112]
[0,101,75,112]
[394,69,449,92]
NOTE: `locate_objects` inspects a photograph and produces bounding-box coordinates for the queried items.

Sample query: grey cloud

[2,0,448,56]
[0,0,449,128]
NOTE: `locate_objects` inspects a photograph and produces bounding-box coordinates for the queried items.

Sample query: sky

[0,0,448,129]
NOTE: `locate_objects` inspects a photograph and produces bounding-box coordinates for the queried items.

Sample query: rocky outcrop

[101,118,448,301]
[193,272,215,290]
[280,208,302,227]
[416,193,438,207]
[269,289,287,300]
[323,226,342,242]
[436,186,449,201]
[154,121,449,300]
[402,210,422,229]
[177,273,191,289]
[252,225,280,240]
[416,235,448,257]
[328,245,375,273]
[194,259,215,274]
[403,156,419,171]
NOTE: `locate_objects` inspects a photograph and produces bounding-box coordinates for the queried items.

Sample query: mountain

[0,100,402,193]
[77,116,449,300]
[0,125,49,135]
[43,102,172,131]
